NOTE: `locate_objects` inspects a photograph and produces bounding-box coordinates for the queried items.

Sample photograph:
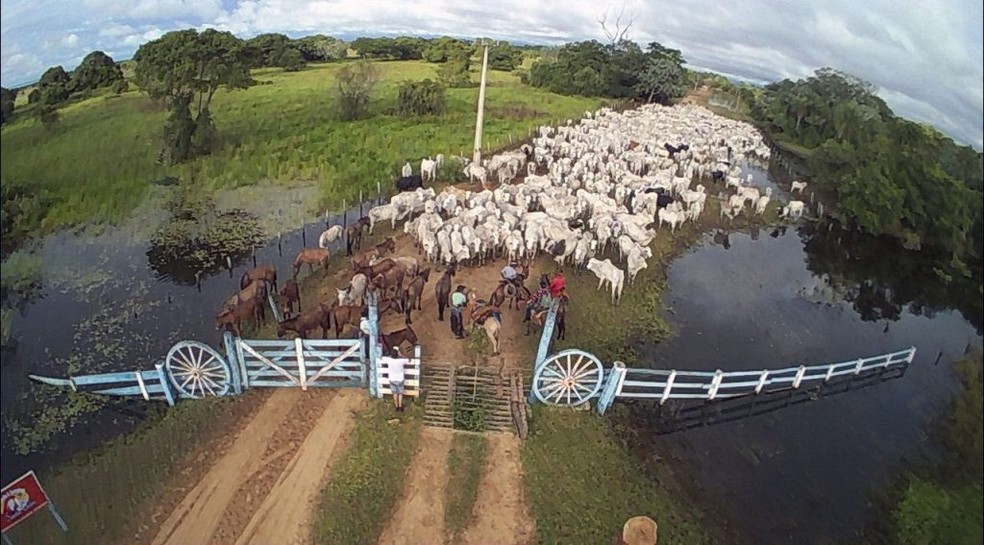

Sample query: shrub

[397,79,447,117]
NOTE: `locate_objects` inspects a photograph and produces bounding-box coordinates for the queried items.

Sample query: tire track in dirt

[459,433,536,545]
[376,427,454,545]
[235,389,367,545]
[151,389,303,545]
[210,389,336,545]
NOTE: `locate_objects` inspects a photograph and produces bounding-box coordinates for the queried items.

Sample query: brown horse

[294,248,331,277]
[371,267,405,299]
[402,267,429,313]
[381,325,418,355]
[279,278,301,318]
[374,237,396,256]
[327,298,403,337]
[353,258,398,281]
[277,305,330,339]
[223,280,269,324]
[215,298,260,337]
[241,264,278,292]
[346,216,371,256]
[435,263,456,321]
[526,295,568,340]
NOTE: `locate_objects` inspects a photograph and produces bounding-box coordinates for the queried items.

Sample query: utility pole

[472,41,491,166]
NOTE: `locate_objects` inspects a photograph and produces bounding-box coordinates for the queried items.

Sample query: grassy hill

[1,60,603,232]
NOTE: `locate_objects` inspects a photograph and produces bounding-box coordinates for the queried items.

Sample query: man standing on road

[450,285,468,339]
[379,347,407,412]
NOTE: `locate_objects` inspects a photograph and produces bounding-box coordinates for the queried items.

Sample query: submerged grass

[313,399,422,545]
[522,405,712,545]
[444,432,488,542]
[2,61,603,232]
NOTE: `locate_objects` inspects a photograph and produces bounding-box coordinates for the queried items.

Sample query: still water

[640,228,981,544]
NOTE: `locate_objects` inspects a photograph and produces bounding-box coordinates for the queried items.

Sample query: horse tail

[240,271,249,290]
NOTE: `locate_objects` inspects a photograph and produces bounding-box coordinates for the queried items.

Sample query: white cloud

[0,0,981,148]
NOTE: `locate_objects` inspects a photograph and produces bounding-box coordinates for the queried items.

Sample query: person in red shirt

[549,269,566,299]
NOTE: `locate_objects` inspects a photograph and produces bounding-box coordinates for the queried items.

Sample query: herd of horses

[214,226,569,358]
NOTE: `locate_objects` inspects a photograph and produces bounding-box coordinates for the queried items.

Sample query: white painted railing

[595,347,916,414]
[374,345,422,398]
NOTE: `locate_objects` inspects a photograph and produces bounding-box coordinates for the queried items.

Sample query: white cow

[401,162,413,177]
[781,200,806,220]
[421,158,437,182]
[586,258,625,305]
[791,180,808,194]
[367,203,409,233]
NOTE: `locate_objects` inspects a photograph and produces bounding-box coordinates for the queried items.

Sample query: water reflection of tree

[146,184,264,285]
[799,219,982,334]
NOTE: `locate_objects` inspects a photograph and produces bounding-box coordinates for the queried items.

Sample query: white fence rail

[595,347,916,414]
[374,345,422,398]
[236,338,366,389]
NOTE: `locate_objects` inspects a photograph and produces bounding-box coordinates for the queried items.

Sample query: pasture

[0,61,603,233]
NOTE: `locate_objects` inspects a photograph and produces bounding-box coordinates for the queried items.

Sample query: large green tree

[488,43,523,71]
[133,29,251,164]
[294,35,347,62]
[70,51,123,93]
[37,65,71,105]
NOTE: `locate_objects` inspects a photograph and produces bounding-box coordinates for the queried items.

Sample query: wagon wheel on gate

[532,349,604,407]
[165,341,232,399]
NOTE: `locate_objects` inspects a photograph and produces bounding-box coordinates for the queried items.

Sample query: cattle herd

[215,103,810,342]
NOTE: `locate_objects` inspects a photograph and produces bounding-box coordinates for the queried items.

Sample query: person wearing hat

[501,262,519,283]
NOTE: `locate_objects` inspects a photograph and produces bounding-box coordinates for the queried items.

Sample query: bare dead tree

[598,3,634,47]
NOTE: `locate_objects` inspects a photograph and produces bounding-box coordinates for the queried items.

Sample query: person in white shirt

[379,347,408,411]
[359,310,372,360]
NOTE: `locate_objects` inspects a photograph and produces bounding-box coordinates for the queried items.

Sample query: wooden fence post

[528,301,559,404]
[596,361,626,415]
[224,331,243,395]
[367,291,381,398]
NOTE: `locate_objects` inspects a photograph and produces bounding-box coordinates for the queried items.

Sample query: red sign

[1,471,50,533]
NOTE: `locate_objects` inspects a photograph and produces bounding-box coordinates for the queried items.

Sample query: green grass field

[1,61,603,232]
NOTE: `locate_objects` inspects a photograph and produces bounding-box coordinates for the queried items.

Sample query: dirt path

[234,389,365,545]
[376,235,537,545]
[460,433,537,545]
[151,390,302,545]
[151,389,364,545]
[376,427,454,545]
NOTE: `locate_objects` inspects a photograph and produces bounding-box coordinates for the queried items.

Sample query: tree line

[747,68,982,281]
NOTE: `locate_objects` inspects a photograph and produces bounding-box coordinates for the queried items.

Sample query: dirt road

[151,389,364,545]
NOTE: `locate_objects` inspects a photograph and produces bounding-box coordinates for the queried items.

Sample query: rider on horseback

[501,262,521,286]
[523,277,552,323]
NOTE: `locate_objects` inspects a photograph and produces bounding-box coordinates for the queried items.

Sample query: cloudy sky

[2,0,981,148]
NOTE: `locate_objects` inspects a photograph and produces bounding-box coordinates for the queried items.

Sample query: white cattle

[781,200,806,220]
[401,162,413,177]
[367,203,410,233]
[586,258,625,305]
[337,273,368,306]
[463,163,488,186]
[791,180,808,194]
[421,158,437,182]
